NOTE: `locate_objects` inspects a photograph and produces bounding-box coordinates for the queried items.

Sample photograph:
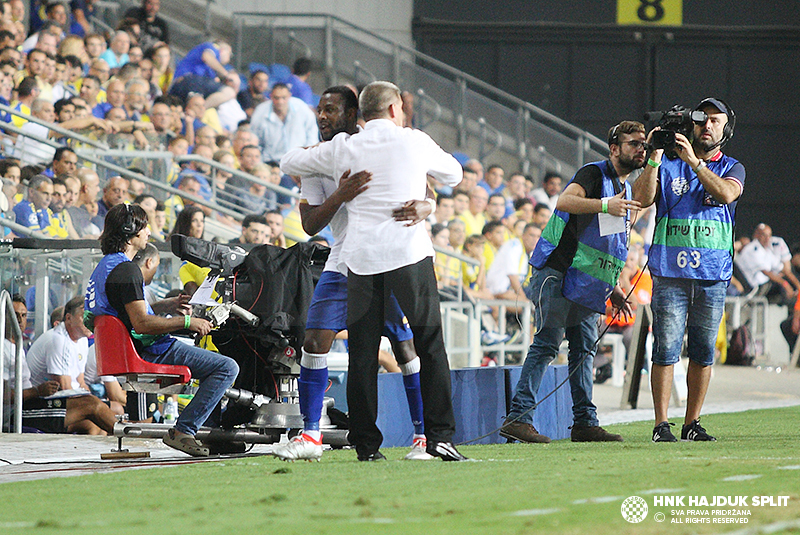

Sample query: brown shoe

[500,419,551,444]
[570,425,623,442]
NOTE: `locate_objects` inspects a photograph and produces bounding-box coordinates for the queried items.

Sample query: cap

[696,97,730,117]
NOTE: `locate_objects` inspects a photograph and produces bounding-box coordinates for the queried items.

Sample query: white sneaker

[404,436,434,460]
[271,434,323,461]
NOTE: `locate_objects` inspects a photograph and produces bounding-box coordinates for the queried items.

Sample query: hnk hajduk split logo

[621,496,648,523]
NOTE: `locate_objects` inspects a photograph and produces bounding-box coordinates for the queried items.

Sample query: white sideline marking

[776,465,800,470]
[510,508,561,516]
[721,474,762,482]
[0,522,36,529]
[572,496,624,504]
[636,488,684,495]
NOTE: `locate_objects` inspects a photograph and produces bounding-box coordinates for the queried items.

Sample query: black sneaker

[652,421,677,443]
[357,451,387,462]
[681,420,716,442]
[426,441,469,461]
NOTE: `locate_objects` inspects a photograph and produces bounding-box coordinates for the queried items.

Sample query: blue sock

[400,358,425,435]
[299,350,328,432]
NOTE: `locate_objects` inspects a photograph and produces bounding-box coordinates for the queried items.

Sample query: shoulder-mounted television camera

[645,105,707,159]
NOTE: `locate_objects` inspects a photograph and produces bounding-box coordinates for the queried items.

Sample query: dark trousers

[346,256,456,454]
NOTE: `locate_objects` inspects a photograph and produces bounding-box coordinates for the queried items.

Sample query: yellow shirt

[178,261,219,351]
[458,210,487,238]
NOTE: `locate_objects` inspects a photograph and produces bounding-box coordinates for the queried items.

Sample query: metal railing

[231,12,608,180]
[0,290,24,434]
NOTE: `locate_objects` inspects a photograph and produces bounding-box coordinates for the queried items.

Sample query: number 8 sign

[617,0,683,26]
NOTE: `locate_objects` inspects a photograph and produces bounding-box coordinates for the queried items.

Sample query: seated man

[84,204,239,456]
[229,213,269,246]
[3,295,118,435]
[11,174,68,238]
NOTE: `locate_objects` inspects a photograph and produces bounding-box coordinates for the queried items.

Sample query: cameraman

[633,98,745,443]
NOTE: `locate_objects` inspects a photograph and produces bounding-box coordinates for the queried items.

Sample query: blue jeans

[508,266,599,427]
[143,340,239,436]
[651,276,726,367]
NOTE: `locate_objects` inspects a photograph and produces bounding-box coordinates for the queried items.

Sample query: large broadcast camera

[644,105,708,159]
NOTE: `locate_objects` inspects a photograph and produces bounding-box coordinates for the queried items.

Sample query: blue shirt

[175,42,219,79]
[250,96,319,162]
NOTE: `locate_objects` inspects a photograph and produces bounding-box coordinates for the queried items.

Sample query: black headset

[120,203,137,237]
[696,97,736,147]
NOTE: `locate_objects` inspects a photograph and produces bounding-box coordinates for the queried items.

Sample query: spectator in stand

[486,222,540,301]
[478,164,505,196]
[531,172,562,212]
[194,125,217,149]
[735,223,800,305]
[486,193,508,224]
[122,78,151,121]
[288,57,314,107]
[92,175,128,229]
[237,69,269,118]
[211,149,238,209]
[464,158,484,184]
[429,192,454,225]
[3,295,119,435]
[514,197,534,224]
[265,209,286,247]
[447,218,466,252]
[45,146,77,178]
[234,163,271,214]
[70,0,98,36]
[133,193,162,241]
[68,167,101,237]
[12,174,68,237]
[94,77,124,118]
[169,204,204,240]
[232,128,257,165]
[237,143,262,177]
[99,30,130,74]
[13,99,57,166]
[146,42,173,94]
[84,33,106,62]
[175,143,214,202]
[163,173,201,232]
[452,190,469,218]
[461,234,494,301]
[50,176,80,238]
[455,165,478,194]
[532,203,551,229]
[481,220,507,272]
[229,213,269,246]
[124,0,169,49]
[432,223,460,289]
[504,172,527,212]
[170,39,237,109]
[250,82,318,162]
[128,45,143,64]
[457,186,488,237]
[149,100,175,145]
[11,76,40,128]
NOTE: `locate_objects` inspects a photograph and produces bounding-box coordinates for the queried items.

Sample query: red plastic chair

[94,315,191,391]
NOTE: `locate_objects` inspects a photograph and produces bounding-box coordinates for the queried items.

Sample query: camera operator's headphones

[121,203,137,237]
[696,97,736,148]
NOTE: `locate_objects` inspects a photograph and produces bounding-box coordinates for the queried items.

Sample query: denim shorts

[651,276,726,366]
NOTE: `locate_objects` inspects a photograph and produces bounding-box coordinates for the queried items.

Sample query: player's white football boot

[271,433,323,461]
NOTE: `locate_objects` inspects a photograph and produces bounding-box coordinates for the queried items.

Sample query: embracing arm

[298,170,372,235]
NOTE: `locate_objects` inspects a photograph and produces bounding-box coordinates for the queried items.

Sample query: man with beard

[633,99,745,443]
[501,121,646,445]
[275,86,436,462]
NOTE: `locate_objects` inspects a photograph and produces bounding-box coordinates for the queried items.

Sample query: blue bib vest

[529,160,630,314]
[85,252,174,354]
[649,154,739,282]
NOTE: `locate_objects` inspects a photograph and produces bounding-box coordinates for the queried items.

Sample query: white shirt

[282,119,462,275]
[26,323,89,390]
[486,238,528,294]
[735,238,787,288]
[2,339,32,390]
[14,122,56,166]
[531,187,558,212]
[251,96,319,162]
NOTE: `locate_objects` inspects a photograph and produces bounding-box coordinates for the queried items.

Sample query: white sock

[302,430,322,442]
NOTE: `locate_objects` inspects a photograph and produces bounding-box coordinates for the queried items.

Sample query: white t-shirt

[486,238,528,295]
[735,238,786,288]
[83,344,116,386]
[282,119,462,275]
[2,339,33,390]
[26,323,89,390]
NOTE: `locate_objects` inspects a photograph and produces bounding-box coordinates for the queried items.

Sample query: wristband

[425,197,436,214]
[601,197,609,214]
[647,158,660,168]
[693,160,707,173]
[184,314,191,329]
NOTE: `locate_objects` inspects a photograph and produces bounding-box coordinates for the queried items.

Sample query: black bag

[726,323,755,366]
